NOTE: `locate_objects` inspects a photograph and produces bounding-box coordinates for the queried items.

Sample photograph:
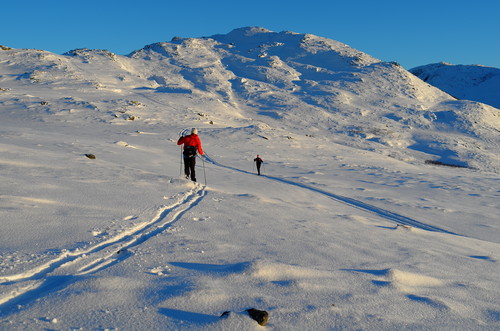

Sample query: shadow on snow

[203,153,459,236]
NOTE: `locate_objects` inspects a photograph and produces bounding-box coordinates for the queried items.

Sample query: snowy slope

[128,27,500,172]
[410,62,500,109]
[0,28,499,330]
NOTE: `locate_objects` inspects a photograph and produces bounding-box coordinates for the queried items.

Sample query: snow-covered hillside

[410,62,500,109]
[2,27,498,171]
[0,27,499,330]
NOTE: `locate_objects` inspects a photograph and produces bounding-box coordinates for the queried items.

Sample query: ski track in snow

[0,185,206,315]
[203,153,460,236]
[0,152,465,317]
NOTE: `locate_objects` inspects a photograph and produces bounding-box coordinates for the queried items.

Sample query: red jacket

[177,134,203,155]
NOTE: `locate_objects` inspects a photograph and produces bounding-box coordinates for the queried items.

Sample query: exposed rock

[246,308,269,326]
[219,309,269,326]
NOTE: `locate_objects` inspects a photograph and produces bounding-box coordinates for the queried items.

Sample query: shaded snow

[410,62,500,109]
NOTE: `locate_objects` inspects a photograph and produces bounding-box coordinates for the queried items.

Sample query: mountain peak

[2,27,498,172]
[225,26,274,36]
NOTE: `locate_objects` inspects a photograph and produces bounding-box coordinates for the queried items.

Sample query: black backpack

[183,146,197,157]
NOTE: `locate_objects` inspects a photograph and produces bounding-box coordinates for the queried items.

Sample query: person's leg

[189,157,197,181]
[184,157,190,178]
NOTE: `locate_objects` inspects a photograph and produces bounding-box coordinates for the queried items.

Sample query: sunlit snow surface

[0,28,498,330]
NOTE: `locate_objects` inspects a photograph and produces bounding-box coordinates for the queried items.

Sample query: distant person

[177,128,204,182]
[254,155,263,175]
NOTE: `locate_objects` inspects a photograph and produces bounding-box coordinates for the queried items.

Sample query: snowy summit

[0,27,499,330]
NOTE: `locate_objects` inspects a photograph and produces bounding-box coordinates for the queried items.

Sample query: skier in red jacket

[177,128,204,182]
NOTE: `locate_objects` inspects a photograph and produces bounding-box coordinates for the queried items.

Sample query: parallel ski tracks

[203,153,459,236]
[0,184,206,313]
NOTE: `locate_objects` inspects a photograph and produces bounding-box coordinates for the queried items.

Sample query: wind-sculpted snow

[1,27,498,171]
[0,27,499,329]
[0,184,205,314]
[203,153,458,235]
[130,29,498,171]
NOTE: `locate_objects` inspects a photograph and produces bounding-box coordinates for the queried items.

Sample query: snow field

[0,28,499,329]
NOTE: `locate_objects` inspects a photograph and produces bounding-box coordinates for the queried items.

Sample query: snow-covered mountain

[2,27,498,172]
[410,62,500,109]
[0,27,499,330]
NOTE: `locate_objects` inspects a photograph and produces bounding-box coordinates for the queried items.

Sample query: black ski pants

[184,156,196,181]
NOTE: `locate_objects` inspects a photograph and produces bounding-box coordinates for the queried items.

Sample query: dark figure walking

[177,128,204,182]
[254,155,263,175]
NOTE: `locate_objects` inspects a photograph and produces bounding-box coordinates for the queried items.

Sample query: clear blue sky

[2,0,499,69]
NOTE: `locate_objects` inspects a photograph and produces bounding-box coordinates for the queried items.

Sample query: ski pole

[180,146,183,176]
[202,155,207,186]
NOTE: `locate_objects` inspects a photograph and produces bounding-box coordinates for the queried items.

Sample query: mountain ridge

[410,62,500,109]
[1,27,498,172]
[0,27,499,330]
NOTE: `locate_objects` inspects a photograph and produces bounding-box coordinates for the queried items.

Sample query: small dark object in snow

[425,160,468,168]
[246,308,269,326]
[220,311,231,319]
[85,154,96,159]
[396,224,412,230]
